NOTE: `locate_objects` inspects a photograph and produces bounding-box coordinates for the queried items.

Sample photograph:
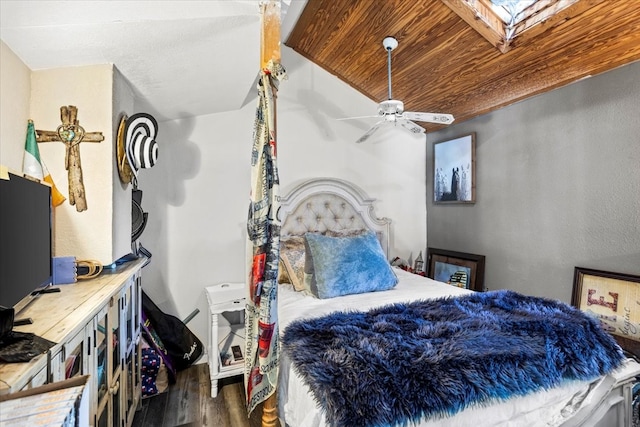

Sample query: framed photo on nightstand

[426,248,485,292]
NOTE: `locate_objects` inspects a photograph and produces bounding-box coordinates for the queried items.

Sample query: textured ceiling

[0,0,307,122]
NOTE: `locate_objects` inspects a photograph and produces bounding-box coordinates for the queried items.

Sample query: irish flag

[23,120,66,207]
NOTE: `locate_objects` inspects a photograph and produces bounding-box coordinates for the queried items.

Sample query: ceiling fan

[341,37,455,144]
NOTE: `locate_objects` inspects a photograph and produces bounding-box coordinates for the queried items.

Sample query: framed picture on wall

[572,267,640,357]
[426,248,485,292]
[433,133,476,204]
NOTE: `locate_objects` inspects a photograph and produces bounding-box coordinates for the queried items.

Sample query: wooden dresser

[0,257,146,426]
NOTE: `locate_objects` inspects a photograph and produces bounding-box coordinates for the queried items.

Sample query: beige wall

[0,40,31,171]
[30,64,132,265]
[1,48,133,265]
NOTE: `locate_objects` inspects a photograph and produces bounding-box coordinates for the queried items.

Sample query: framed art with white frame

[433,133,476,204]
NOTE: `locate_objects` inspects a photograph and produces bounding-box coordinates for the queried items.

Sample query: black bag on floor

[142,290,204,371]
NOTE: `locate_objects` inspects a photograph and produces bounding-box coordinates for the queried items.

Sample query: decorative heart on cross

[56,124,86,147]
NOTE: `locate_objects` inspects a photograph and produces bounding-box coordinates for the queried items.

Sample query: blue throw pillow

[304,231,398,299]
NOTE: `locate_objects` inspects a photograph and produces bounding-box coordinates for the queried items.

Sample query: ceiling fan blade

[403,111,455,125]
[356,122,383,144]
[344,37,453,139]
[337,115,380,121]
[399,120,426,135]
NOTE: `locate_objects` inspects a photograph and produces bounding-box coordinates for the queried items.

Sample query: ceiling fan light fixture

[378,100,404,115]
[382,36,398,51]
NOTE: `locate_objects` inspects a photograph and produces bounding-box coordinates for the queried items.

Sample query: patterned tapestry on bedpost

[245,60,286,415]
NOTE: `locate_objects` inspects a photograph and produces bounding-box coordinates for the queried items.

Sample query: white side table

[206,282,246,398]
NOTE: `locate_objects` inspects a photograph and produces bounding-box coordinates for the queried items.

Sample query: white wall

[138,46,429,344]
[112,66,136,266]
[426,61,640,303]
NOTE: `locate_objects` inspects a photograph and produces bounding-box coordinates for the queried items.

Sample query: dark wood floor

[132,363,263,427]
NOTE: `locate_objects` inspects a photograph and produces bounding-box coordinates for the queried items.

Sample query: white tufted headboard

[279,178,391,259]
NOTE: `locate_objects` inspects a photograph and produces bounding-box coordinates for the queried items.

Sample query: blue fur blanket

[281,290,625,427]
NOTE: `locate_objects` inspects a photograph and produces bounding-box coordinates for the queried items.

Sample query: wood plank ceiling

[286,0,640,131]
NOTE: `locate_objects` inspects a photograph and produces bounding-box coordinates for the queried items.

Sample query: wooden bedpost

[260,0,281,69]
[260,1,281,427]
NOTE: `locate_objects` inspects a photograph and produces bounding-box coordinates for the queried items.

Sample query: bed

[272,177,640,427]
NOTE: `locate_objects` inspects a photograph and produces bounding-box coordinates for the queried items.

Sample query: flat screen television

[0,171,53,317]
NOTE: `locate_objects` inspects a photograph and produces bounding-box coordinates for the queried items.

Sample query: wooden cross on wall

[36,105,104,212]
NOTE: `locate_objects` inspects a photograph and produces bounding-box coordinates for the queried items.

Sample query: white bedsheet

[277,268,635,427]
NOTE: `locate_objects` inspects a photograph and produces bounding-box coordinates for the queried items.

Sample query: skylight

[443,0,584,53]
[490,0,538,25]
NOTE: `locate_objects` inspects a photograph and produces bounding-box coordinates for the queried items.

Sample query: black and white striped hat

[124,113,159,178]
